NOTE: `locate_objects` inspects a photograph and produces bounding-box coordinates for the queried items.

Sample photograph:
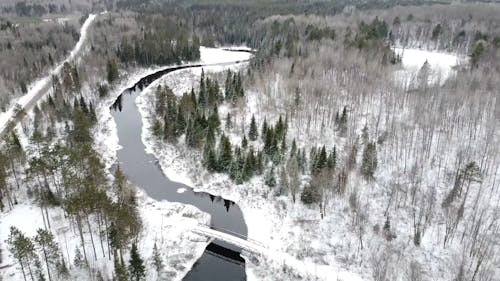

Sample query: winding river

[110,56,251,280]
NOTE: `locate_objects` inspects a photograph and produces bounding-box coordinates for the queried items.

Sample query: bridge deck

[191,224,365,281]
[192,225,265,254]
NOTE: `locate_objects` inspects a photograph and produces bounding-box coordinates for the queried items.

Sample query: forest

[0,0,499,281]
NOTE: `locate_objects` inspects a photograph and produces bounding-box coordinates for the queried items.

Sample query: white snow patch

[393,47,464,85]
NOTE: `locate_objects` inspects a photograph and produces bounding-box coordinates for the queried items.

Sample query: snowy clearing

[393,47,464,86]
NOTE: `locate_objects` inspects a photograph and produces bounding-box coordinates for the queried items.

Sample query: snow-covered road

[0,12,101,137]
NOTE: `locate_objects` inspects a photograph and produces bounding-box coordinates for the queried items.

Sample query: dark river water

[110,61,249,281]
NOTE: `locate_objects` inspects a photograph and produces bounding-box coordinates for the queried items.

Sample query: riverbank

[133,47,366,281]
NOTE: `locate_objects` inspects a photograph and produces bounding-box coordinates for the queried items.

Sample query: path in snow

[0,12,102,137]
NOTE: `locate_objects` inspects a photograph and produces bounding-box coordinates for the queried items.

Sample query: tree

[217,134,233,173]
[34,229,61,281]
[152,242,163,275]
[248,115,258,141]
[8,226,38,281]
[470,41,485,68]
[361,142,377,179]
[113,250,128,281]
[301,183,321,204]
[278,167,288,196]
[264,166,276,188]
[107,59,119,83]
[129,243,146,281]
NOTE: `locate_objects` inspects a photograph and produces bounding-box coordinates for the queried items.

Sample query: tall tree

[128,243,146,281]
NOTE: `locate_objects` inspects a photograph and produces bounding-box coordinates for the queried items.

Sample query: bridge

[191,224,365,281]
[192,224,265,255]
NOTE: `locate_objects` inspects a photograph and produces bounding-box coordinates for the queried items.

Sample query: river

[110,57,251,281]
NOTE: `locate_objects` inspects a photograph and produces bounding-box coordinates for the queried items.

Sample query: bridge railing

[195,223,266,249]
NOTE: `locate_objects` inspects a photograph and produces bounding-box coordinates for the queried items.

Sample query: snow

[134,47,367,281]
[393,47,464,86]
[199,46,252,64]
[0,13,98,136]
[0,192,210,281]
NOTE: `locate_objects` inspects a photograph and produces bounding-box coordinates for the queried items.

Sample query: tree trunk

[85,215,98,260]
[42,247,53,281]
[76,216,89,266]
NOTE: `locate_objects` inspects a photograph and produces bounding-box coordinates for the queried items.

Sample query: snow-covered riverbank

[134,47,366,281]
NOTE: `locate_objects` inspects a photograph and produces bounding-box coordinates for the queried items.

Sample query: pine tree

[327,146,337,171]
[34,229,60,281]
[73,247,85,268]
[261,117,268,139]
[8,226,38,281]
[241,135,248,149]
[225,113,232,130]
[113,250,128,281]
[129,243,146,281]
[248,115,258,141]
[361,141,377,179]
[107,58,119,83]
[217,134,233,173]
[265,166,276,187]
[152,242,163,275]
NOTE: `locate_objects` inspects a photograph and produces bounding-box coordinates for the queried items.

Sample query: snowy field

[393,47,463,86]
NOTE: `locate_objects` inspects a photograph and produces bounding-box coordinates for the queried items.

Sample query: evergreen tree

[327,146,337,171]
[241,135,248,149]
[113,250,128,281]
[8,226,38,281]
[248,115,258,141]
[361,142,377,179]
[107,58,119,83]
[73,247,85,268]
[34,229,60,281]
[225,113,232,130]
[152,242,163,275]
[129,243,146,281]
[217,134,233,173]
[265,166,276,187]
[261,118,268,139]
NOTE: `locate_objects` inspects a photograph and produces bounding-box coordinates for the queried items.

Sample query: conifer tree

[34,229,60,281]
[217,134,233,173]
[113,250,128,281]
[248,115,258,141]
[8,226,38,281]
[361,142,377,179]
[129,243,146,281]
[225,113,232,130]
[241,135,248,149]
[265,166,276,187]
[152,242,163,275]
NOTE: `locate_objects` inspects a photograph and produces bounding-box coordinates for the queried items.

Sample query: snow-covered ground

[0,12,101,136]
[134,47,368,280]
[393,47,464,86]
[0,190,210,281]
[134,45,500,281]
